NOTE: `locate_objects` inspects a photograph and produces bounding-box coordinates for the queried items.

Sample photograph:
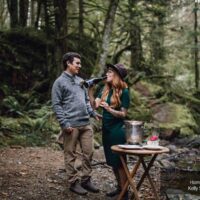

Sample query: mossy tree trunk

[96,0,119,76]
[128,0,144,72]
[148,1,168,75]
[78,0,84,51]
[149,16,165,70]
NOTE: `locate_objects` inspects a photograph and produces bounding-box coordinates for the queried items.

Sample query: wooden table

[111,145,169,200]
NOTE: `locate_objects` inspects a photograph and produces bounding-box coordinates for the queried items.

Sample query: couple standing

[51,52,130,199]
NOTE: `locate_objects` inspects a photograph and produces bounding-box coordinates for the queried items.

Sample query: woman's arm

[108,107,128,118]
[88,87,103,109]
[88,87,96,109]
[100,102,128,118]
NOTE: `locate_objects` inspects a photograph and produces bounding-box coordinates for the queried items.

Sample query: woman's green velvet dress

[98,88,130,169]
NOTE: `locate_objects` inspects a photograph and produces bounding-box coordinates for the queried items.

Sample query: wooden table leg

[136,155,157,190]
[117,158,141,200]
[117,155,140,200]
[140,156,159,200]
[131,155,159,200]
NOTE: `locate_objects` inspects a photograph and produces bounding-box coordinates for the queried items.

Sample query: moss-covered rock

[127,80,198,139]
[152,103,197,137]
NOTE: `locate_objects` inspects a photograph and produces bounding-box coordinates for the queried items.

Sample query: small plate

[143,145,164,150]
[118,144,143,150]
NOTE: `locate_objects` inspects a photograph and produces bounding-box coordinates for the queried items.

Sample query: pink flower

[150,135,158,141]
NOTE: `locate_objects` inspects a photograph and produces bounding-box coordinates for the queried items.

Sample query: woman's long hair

[101,71,128,108]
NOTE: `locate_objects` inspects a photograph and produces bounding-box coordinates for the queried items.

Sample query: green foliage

[128,88,152,121]
[0,117,22,134]
[0,105,60,147]
[2,96,24,116]
[0,0,200,148]
[0,29,54,98]
[140,80,164,96]
[1,93,40,116]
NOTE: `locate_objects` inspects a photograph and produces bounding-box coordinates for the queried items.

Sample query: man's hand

[94,112,102,121]
[63,127,73,134]
[94,115,100,121]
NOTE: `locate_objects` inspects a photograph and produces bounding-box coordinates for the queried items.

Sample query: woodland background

[0,0,200,147]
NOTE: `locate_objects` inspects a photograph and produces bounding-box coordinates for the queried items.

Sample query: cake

[147,135,159,146]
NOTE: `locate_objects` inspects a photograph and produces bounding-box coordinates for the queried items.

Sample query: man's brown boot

[70,181,88,195]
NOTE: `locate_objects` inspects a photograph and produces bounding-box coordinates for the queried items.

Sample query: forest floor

[0,146,166,200]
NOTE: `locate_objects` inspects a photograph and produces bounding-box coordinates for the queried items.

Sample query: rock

[174,137,189,145]
[159,139,170,146]
[166,188,200,200]
[166,144,177,153]
[174,135,200,149]
[159,159,176,169]
[160,128,179,140]
[186,136,200,148]
[152,103,197,139]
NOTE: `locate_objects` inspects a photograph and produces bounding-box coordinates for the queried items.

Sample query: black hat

[106,63,127,80]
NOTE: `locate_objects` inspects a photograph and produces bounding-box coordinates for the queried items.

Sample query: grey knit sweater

[51,72,95,129]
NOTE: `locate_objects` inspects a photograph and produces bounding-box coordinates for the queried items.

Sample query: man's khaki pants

[63,125,94,184]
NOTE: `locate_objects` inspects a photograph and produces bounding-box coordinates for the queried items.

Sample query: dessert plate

[142,145,164,150]
[118,144,143,150]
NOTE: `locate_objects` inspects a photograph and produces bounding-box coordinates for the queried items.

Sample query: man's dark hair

[62,52,81,70]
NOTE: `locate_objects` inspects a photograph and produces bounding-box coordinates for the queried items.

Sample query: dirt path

[0,147,160,200]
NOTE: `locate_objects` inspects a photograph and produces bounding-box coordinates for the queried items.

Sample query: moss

[180,127,195,136]
[140,80,164,96]
[128,87,152,121]
[156,103,197,136]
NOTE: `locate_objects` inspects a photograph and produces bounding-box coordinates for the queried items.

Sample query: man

[51,52,99,195]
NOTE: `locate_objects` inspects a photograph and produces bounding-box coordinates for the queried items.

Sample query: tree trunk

[129,0,143,72]
[30,0,36,27]
[0,0,9,29]
[35,0,42,29]
[78,0,84,50]
[43,0,50,35]
[19,0,29,27]
[7,0,18,28]
[96,0,119,76]
[148,1,168,75]
[194,2,199,89]
[54,0,68,75]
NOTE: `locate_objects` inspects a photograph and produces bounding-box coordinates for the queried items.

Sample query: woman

[94,63,130,199]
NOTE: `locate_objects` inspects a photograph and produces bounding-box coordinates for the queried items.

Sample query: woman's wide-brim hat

[106,63,127,80]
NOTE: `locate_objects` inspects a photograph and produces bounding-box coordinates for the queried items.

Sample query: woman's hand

[100,102,128,118]
[100,101,111,111]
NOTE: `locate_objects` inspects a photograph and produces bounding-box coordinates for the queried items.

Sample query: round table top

[111,145,170,155]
